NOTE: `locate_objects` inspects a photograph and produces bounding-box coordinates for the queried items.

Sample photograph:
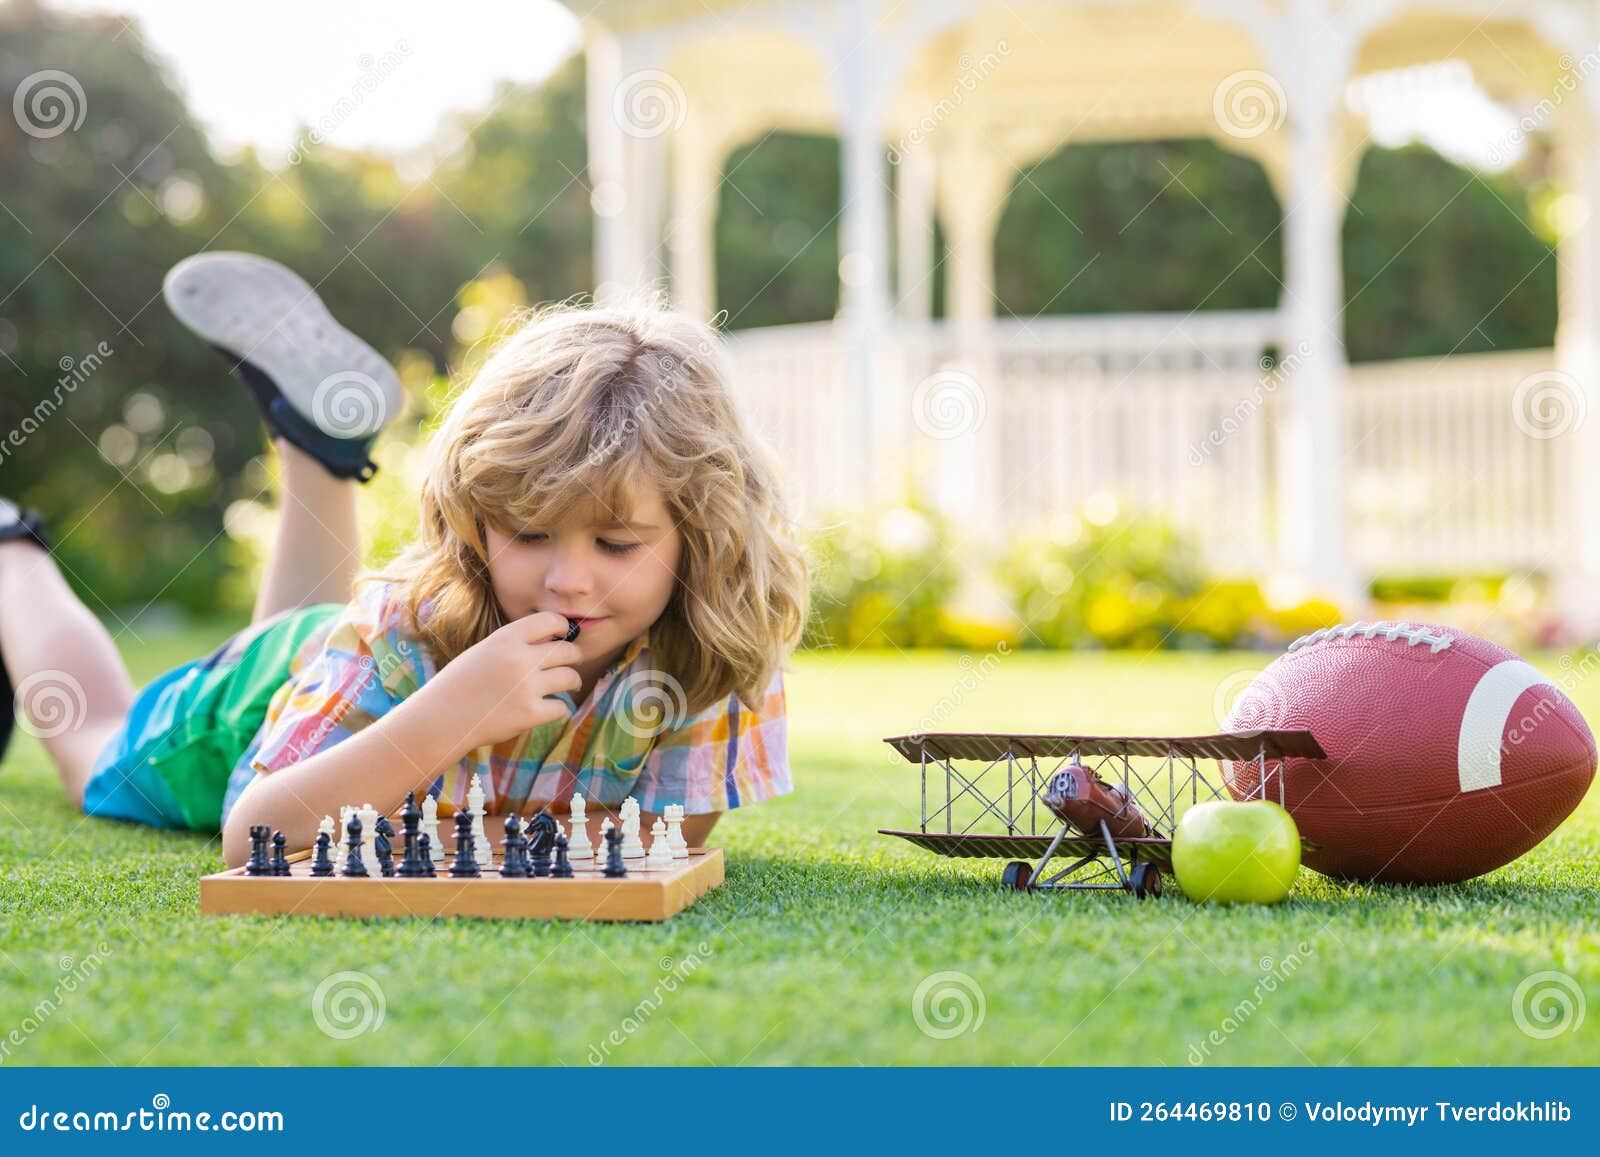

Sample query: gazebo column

[832,0,899,500]
[1269,5,1364,610]
[587,29,666,303]
[1553,90,1600,633]
[931,131,1009,531]
[896,145,937,322]
[669,123,721,320]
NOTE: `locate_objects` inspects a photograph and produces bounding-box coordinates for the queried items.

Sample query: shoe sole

[162,252,404,439]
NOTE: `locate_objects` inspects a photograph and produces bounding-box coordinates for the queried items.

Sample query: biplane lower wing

[877,829,1174,861]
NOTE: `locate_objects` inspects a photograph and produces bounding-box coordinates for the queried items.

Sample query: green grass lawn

[1,624,1596,1066]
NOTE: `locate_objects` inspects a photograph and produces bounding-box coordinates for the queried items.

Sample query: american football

[1222,621,1597,884]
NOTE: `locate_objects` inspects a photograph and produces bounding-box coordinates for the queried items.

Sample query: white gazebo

[566,0,1600,623]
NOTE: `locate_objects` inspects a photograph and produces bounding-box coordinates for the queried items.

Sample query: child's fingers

[541,665,583,696]
[532,640,583,669]
[504,611,573,643]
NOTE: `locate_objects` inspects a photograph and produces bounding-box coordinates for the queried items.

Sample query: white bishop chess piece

[645,819,674,869]
[565,792,593,859]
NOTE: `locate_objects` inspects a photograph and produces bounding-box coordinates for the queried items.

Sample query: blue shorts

[82,603,341,832]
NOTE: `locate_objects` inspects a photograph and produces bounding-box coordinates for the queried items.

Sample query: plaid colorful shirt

[220,579,791,826]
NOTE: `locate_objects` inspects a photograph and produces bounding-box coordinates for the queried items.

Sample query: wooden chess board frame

[200,814,724,922]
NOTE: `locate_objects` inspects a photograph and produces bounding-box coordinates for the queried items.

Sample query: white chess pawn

[566,793,592,859]
[356,802,380,875]
[419,795,444,864]
[467,773,492,868]
[665,804,689,859]
[646,819,674,869]
[594,817,616,862]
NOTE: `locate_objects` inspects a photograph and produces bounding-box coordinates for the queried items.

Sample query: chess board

[200,815,724,922]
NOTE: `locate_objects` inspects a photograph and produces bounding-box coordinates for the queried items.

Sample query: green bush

[997,513,1210,649]
[803,502,963,649]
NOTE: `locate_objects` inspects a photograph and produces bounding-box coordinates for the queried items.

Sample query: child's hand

[417,611,584,750]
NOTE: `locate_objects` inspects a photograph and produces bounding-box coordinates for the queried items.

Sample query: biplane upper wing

[882,729,1326,763]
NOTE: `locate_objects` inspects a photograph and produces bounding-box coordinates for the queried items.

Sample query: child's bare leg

[252,437,361,624]
[0,540,135,805]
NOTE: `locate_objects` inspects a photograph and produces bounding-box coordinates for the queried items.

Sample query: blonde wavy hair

[367,299,809,717]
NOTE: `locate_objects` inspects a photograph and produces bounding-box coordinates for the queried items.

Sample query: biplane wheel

[1000,861,1033,891]
[1129,862,1162,899]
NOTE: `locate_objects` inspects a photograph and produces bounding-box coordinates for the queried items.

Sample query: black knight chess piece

[374,815,396,877]
[526,811,558,878]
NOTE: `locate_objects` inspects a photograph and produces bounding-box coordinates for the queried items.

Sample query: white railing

[723,316,1567,577]
[1345,348,1569,574]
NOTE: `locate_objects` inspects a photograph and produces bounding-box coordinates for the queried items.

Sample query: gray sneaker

[163,252,405,482]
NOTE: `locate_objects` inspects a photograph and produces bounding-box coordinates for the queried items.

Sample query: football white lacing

[1286,620,1453,654]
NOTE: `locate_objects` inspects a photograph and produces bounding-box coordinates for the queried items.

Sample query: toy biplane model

[878,730,1324,898]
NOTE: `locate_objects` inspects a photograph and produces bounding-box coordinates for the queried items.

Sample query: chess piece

[374,815,396,877]
[645,819,673,870]
[467,774,492,868]
[310,831,336,877]
[341,814,369,877]
[398,793,431,878]
[420,795,444,865]
[602,827,628,878]
[566,793,592,859]
[594,817,615,863]
[414,834,437,876]
[527,812,557,878]
[665,804,689,859]
[317,813,337,858]
[551,833,574,878]
[499,814,529,878]
[620,797,645,860]
[245,825,272,876]
[270,830,293,876]
[334,806,354,871]
[449,812,480,878]
[356,802,380,875]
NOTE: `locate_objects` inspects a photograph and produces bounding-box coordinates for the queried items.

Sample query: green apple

[1172,800,1300,904]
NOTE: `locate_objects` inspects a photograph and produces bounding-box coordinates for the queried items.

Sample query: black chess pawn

[374,815,396,877]
[310,831,336,877]
[269,830,292,876]
[245,825,272,876]
[499,814,529,878]
[551,832,574,879]
[527,811,557,878]
[414,834,437,876]
[449,811,480,878]
[341,814,369,877]
[602,826,628,878]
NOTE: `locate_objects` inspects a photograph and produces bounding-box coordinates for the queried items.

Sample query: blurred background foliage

[0,2,1563,645]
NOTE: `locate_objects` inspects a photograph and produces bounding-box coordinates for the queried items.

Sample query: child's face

[483,483,682,687]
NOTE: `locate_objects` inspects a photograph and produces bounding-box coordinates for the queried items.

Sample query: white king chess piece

[566,792,593,859]
[467,773,492,867]
[356,802,380,875]
[645,819,674,869]
[420,794,444,864]
[665,804,689,859]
